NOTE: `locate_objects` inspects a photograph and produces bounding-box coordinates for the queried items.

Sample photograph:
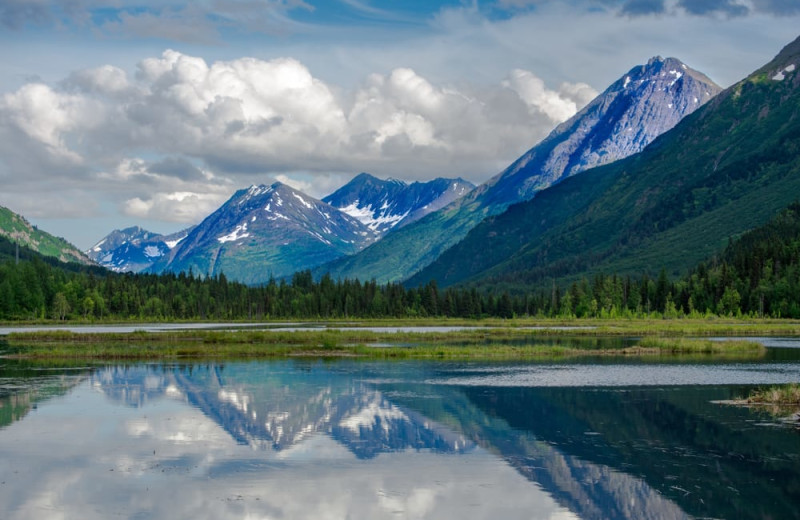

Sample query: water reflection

[0,362,87,429]
[0,359,798,519]
[97,364,472,458]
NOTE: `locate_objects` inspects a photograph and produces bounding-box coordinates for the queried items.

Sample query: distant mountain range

[80,56,724,284]
[316,56,722,284]
[0,205,91,265]
[90,173,474,280]
[145,182,376,283]
[87,226,193,273]
[408,35,800,290]
[322,173,475,236]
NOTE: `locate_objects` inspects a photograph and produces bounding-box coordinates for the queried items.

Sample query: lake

[1,341,799,519]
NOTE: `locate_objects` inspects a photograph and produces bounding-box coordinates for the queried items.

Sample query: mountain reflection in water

[0,359,798,519]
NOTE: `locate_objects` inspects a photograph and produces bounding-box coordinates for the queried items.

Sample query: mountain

[87,226,193,273]
[409,35,800,290]
[149,182,377,284]
[0,205,91,265]
[322,173,475,236]
[476,56,720,208]
[317,57,722,283]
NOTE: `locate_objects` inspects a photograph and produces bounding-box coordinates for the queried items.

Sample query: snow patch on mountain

[164,235,187,249]
[323,173,474,236]
[147,182,378,284]
[772,64,796,81]
[292,192,313,209]
[339,201,409,231]
[217,223,250,243]
[88,225,195,273]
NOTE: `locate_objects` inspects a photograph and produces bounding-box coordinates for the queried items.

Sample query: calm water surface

[1,343,799,519]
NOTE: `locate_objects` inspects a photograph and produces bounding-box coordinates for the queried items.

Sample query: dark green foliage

[472,203,800,318]
[3,201,800,320]
[0,235,498,320]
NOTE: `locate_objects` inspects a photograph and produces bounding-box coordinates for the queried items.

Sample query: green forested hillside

[516,202,800,318]
[408,36,800,292]
[0,206,91,265]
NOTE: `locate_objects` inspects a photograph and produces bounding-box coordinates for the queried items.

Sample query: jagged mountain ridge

[409,35,800,290]
[149,182,377,284]
[0,205,92,265]
[322,173,475,236]
[87,226,193,273]
[478,56,721,208]
[316,56,722,284]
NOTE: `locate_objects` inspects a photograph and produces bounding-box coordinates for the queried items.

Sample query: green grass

[637,337,765,354]
[2,340,767,362]
[1,323,771,361]
[747,384,800,405]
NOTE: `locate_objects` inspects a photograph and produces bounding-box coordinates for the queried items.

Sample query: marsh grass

[2,328,768,362]
[747,384,800,405]
[636,337,765,354]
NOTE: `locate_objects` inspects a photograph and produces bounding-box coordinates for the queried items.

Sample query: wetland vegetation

[1,323,768,361]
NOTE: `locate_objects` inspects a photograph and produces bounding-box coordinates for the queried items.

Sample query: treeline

[1,203,800,321]
[527,202,800,318]
[0,258,497,320]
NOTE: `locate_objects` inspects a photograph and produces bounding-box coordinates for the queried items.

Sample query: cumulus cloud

[124,191,230,223]
[98,158,233,223]
[0,49,598,223]
[503,70,597,122]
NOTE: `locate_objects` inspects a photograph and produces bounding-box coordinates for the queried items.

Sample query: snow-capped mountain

[87,226,193,273]
[477,56,723,208]
[319,56,723,284]
[322,173,475,236]
[149,182,377,284]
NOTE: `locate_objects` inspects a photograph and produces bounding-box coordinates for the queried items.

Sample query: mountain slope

[87,226,193,273]
[0,206,92,265]
[322,173,475,236]
[318,57,721,283]
[409,35,800,290]
[150,182,377,284]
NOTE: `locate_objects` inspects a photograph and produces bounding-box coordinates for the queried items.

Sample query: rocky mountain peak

[478,56,723,209]
[149,180,378,283]
[323,173,474,236]
[87,225,193,273]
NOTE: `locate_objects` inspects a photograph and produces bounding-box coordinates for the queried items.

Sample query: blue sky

[1,0,799,248]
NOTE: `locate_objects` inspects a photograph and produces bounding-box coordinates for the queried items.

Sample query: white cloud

[123,191,230,223]
[66,65,132,96]
[503,69,597,122]
[0,49,597,224]
[1,82,89,165]
[102,158,233,223]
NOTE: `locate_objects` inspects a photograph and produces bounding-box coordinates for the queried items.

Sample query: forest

[1,203,799,321]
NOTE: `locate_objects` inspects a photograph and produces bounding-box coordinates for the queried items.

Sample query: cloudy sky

[1,0,799,248]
